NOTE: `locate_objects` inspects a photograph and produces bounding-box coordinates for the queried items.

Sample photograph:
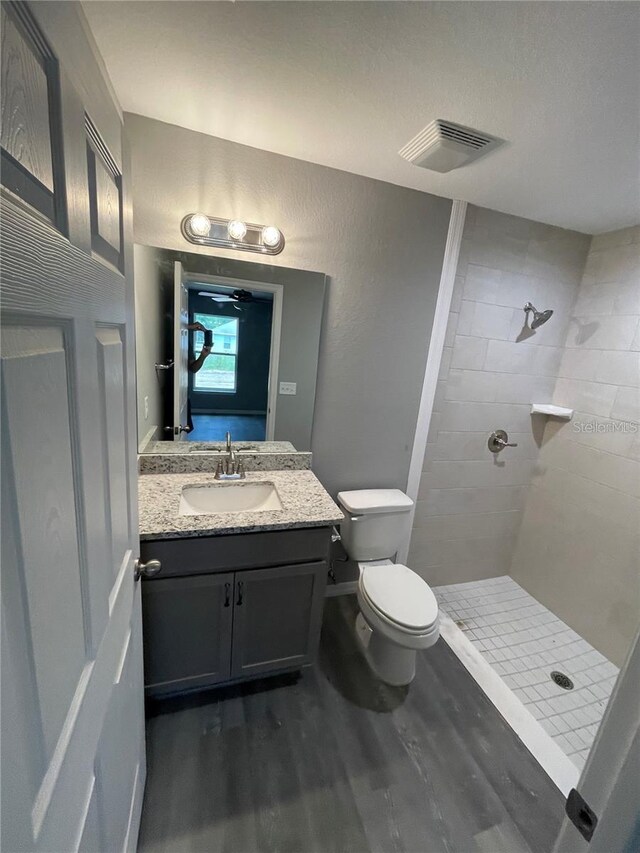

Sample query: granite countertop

[139,469,344,540]
[141,440,297,455]
[138,449,311,475]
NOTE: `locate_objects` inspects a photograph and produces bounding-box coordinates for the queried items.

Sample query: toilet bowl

[356,561,439,685]
[337,489,440,686]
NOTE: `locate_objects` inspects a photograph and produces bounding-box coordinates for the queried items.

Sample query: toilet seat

[357,584,440,653]
[359,563,438,632]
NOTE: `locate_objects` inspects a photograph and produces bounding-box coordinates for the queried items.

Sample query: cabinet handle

[224,582,231,607]
[236,581,244,606]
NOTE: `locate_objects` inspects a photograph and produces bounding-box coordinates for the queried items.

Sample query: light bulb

[261,225,281,248]
[189,213,210,237]
[227,220,247,241]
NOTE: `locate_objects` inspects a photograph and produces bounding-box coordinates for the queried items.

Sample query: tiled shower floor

[433,576,619,772]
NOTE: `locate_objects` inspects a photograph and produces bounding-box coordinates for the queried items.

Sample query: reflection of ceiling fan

[198,288,257,304]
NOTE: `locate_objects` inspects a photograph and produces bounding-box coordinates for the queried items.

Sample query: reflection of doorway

[186,278,283,441]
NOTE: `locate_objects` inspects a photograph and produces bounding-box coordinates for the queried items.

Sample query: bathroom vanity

[138,470,343,696]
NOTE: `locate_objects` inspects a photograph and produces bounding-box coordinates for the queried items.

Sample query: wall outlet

[279,381,297,395]
[144,396,149,419]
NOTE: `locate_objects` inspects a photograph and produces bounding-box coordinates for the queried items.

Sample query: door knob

[164,425,189,434]
[134,558,162,581]
[488,429,518,453]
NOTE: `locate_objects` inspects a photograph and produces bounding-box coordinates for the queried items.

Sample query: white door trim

[186,273,283,441]
[173,261,189,440]
[397,199,467,565]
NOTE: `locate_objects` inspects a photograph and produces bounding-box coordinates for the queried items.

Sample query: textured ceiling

[83,1,640,234]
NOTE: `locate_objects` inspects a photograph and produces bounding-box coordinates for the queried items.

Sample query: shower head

[531,309,553,329]
[524,302,554,330]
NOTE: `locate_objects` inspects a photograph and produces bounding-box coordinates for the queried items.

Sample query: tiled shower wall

[511,226,640,666]
[409,206,590,585]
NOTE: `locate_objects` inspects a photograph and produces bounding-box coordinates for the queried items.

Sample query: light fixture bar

[181,214,284,255]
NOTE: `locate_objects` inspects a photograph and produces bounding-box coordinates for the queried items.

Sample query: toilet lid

[360,564,439,631]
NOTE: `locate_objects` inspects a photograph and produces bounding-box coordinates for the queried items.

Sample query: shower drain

[551,671,574,690]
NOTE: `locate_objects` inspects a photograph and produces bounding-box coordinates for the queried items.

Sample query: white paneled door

[1,3,145,851]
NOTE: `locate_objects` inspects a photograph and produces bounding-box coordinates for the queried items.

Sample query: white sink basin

[179,483,283,516]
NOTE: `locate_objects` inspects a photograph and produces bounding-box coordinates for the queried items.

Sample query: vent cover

[399,119,502,173]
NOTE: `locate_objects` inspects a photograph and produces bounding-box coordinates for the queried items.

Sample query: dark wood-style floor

[138,597,565,853]
[188,414,266,442]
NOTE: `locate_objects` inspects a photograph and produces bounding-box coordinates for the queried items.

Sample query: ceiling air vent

[399,119,503,173]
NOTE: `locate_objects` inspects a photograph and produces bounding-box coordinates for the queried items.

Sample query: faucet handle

[488,429,518,453]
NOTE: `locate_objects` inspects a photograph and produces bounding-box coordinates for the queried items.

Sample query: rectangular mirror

[134,245,327,453]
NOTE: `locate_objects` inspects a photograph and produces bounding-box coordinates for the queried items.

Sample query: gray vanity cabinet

[230,562,326,679]
[140,527,331,696]
[142,573,234,694]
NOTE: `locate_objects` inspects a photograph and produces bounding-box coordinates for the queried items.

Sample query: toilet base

[355,613,417,686]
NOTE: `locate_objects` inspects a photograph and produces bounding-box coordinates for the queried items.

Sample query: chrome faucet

[225,431,235,469]
[215,431,245,479]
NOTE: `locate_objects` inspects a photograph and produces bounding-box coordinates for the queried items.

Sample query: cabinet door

[142,573,233,694]
[231,562,326,679]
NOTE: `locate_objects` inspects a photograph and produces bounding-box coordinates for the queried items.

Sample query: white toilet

[337,488,439,686]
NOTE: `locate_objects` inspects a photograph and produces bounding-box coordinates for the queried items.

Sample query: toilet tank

[337,489,414,561]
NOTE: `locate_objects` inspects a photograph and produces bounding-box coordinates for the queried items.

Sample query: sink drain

[551,671,574,690]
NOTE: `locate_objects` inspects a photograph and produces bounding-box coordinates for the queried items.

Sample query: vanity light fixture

[227,219,247,241]
[261,225,282,248]
[188,213,211,237]
[181,214,285,254]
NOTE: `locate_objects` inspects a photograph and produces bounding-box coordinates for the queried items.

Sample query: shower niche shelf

[530,404,573,419]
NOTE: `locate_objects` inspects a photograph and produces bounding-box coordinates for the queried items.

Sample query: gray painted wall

[125,113,451,494]
[511,226,640,666]
[409,205,590,585]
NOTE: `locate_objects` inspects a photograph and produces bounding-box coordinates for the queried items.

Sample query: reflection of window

[193,312,239,393]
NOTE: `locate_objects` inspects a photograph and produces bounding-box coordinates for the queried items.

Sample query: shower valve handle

[488,430,518,453]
